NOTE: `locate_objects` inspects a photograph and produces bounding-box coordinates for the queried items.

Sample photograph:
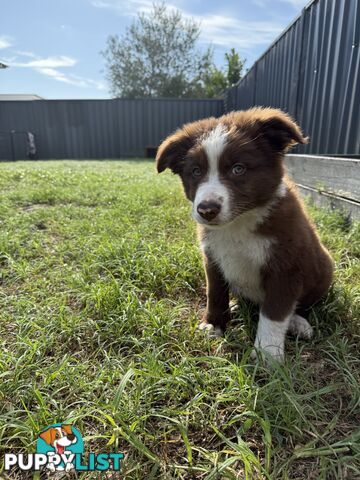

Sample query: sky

[0,0,309,99]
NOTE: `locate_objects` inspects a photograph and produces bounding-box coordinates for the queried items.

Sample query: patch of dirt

[22,203,54,211]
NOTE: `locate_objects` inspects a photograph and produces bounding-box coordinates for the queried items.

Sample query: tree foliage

[204,48,246,98]
[226,48,245,86]
[102,3,212,98]
[102,3,246,98]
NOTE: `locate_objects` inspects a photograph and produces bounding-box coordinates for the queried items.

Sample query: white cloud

[253,0,307,9]
[280,0,307,8]
[35,67,106,89]
[0,35,13,49]
[14,50,38,58]
[90,0,284,52]
[92,0,152,11]
[91,0,179,16]
[7,52,105,90]
[11,55,76,68]
[195,15,283,50]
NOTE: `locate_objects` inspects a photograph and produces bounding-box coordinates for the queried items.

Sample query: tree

[102,3,213,98]
[226,48,245,86]
[204,48,246,98]
[203,66,228,98]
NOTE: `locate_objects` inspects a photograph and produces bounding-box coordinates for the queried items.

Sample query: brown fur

[203,254,230,330]
[258,177,334,320]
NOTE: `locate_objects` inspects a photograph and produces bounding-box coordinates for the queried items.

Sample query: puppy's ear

[156,129,194,174]
[256,108,308,153]
[39,428,56,445]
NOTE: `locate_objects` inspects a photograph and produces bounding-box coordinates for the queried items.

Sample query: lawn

[0,160,359,480]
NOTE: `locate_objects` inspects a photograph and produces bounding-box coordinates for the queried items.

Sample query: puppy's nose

[67,433,76,441]
[197,201,221,221]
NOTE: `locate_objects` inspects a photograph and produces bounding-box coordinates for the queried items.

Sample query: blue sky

[1,0,308,99]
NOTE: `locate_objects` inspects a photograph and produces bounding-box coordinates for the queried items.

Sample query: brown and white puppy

[156,107,334,361]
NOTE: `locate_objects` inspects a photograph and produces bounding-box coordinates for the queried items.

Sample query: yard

[0,160,359,479]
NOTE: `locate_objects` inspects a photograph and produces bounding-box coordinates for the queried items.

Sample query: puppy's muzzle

[197,201,221,221]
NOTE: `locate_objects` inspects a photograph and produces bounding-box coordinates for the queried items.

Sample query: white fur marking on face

[192,124,230,224]
[201,124,229,169]
[252,311,292,361]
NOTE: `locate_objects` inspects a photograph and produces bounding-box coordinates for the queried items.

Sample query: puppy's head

[156,107,307,226]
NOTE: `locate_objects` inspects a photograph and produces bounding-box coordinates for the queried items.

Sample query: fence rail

[285,154,360,220]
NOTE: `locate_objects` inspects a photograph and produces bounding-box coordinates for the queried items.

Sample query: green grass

[0,159,359,479]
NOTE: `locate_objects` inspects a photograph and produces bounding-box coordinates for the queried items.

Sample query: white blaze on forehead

[192,124,230,224]
[201,124,229,173]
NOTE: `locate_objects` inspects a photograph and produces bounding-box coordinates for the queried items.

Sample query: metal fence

[225,0,360,156]
[0,98,224,160]
[1,0,359,159]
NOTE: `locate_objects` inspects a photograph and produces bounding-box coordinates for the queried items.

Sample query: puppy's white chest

[203,225,273,303]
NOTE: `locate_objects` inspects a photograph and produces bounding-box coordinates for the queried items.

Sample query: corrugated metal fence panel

[254,15,303,116]
[297,0,360,155]
[228,66,257,111]
[225,0,360,155]
[0,98,224,159]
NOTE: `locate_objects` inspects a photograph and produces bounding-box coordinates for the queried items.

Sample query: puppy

[156,107,333,361]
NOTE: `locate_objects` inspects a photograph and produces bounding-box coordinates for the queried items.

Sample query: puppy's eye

[192,166,201,177]
[232,163,246,175]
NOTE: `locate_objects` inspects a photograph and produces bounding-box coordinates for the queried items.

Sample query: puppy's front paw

[289,314,314,340]
[198,321,223,337]
[229,302,240,314]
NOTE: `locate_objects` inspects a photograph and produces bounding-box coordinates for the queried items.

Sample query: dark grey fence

[1,0,359,160]
[225,0,360,156]
[0,98,224,160]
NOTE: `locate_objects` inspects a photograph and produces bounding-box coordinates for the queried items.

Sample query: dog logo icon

[36,423,84,472]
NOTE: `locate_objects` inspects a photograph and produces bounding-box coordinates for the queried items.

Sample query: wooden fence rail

[285,155,360,220]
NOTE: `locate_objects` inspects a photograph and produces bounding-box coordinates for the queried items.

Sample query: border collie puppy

[156,108,333,361]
